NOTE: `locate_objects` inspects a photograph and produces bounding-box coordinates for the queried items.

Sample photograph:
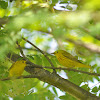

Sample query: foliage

[0,0,100,99]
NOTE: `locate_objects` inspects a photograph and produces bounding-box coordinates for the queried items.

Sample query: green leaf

[59,93,76,100]
[14,94,38,100]
[81,84,90,91]
[91,87,99,93]
[0,1,8,9]
[33,55,42,65]
[27,55,34,61]
[52,87,58,96]
[52,0,59,5]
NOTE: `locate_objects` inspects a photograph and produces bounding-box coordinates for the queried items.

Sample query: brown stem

[16,41,26,59]
[22,37,56,73]
[66,38,100,54]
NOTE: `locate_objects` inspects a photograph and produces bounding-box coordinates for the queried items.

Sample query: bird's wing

[62,52,81,63]
[8,62,16,71]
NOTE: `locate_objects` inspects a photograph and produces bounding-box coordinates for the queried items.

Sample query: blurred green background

[0,0,100,99]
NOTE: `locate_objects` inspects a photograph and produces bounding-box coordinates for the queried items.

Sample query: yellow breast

[9,60,26,77]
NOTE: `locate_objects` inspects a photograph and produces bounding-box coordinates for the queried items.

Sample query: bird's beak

[51,52,55,54]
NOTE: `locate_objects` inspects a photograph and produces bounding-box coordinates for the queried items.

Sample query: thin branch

[17,47,50,55]
[22,37,56,73]
[0,75,37,81]
[66,38,100,54]
[81,27,100,40]
[7,52,100,76]
[28,64,100,76]
[90,82,100,89]
[0,66,100,81]
[0,17,9,27]
[17,47,38,51]
[16,41,26,59]
[16,41,37,67]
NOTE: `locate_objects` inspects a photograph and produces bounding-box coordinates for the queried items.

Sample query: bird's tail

[76,63,91,68]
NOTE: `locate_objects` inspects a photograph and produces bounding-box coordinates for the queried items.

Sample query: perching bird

[52,50,91,68]
[9,60,26,77]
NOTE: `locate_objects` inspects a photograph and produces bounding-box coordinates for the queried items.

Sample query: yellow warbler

[52,50,91,68]
[9,60,26,77]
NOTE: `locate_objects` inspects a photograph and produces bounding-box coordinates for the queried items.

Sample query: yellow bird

[9,60,26,77]
[52,50,91,68]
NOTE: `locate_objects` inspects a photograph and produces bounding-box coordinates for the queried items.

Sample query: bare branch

[80,26,100,41]
[30,65,100,76]
[0,75,37,81]
[16,41,26,59]
[0,17,8,27]
[66,38,100,54]
[7,52,100,76]
[22,37,56,73]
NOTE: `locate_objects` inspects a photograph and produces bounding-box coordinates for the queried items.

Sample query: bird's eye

[22,61,25,63]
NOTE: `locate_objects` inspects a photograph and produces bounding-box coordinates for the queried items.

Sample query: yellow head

[18,60,26,65]
[51,50,66,56]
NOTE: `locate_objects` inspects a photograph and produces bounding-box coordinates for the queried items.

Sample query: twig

[16,41,26,59]
[16,47,50,55]
[80,27,100,40]
[29,64,100,76]
[66,38,100,54]
[22,37,56,73]
[0,66,100,81]
[16,41,36,66]
[90,82,100,89]
[0,75,37,81]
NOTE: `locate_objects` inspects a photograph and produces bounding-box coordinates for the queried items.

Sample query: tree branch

[22,37,56,73]
[6,52,100,100]
[66,38,100,54]
[0,75,37,81]
[16,41,26,59]
[0,17,9,27]
[7,52,100,76]
[28,65,100,76]
[2,68,100,100]
[81,26,100,40]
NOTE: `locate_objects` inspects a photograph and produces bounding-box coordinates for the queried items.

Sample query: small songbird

[51,50,91,68]
[9,60,26,77]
